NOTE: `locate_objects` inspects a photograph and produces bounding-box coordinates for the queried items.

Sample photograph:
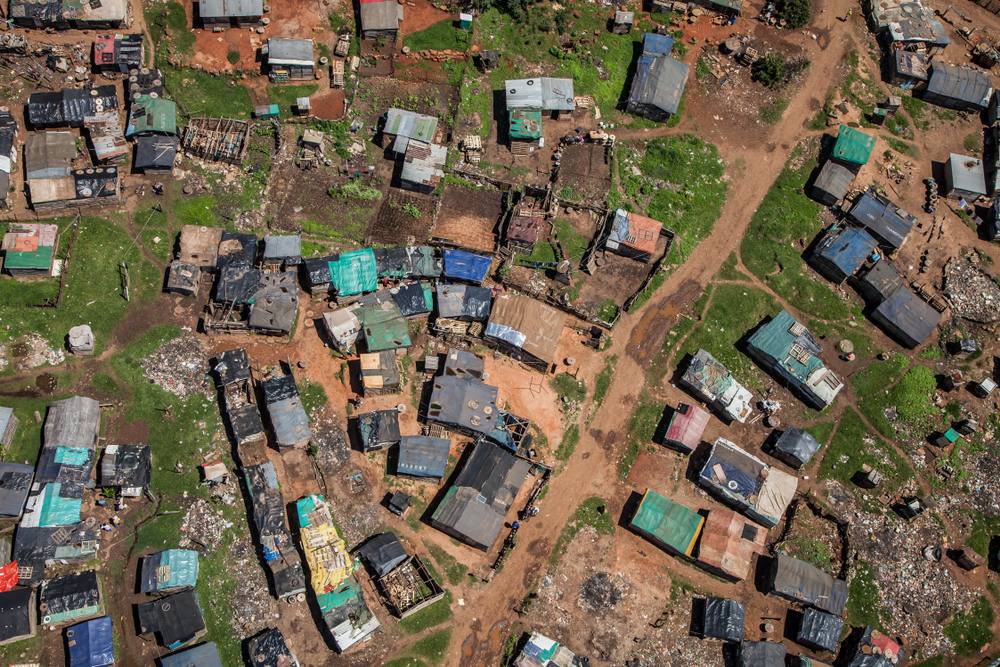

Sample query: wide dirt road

[445,0,856,664]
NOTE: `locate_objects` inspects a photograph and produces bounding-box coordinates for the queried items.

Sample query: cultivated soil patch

[432,184,502,251]
[557,143,612,204]
[367,189,438,244]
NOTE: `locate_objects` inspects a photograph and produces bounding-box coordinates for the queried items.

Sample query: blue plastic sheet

[67,616,114,667]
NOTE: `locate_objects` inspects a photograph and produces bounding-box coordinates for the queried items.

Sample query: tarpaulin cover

[262,235,301,263]
[322,309,361,351]
[228,404,265,444]
[322,577,381,651]
[741,641,786,667]
[664,403,710,453]
[45,396,100,450]
[140,550,199,593]
[134,135,177,171]
[37,482,84,527]
[519,632,580,665]
[0,463,34,517]
[247,628,297,667]
[159,642,224,667]
[262,375,299,405]
[214,348,251,386]
[243,463,306,596]
[487,411,528,453]
[249,271,299,334]
[771,553,848,617]
[64,87,118,128]
[358,410,401,451]
[358,303,411,351]
[871,287,941,348]
[166,262,199,295]
[100,444,151,491]
[813,226,878,282]
[36,446,93,484]
[443,348,486,380]
[750,466,797,528]
[67,615,114,667]
[629,489,705,556]
[774,427,822,469]
[437,284,493,320]
[700,438,764,504]
[12,525,100,585]
[398,435,450,479]
[846,626,903,667]
[216,232,257,271]
[40,570,101,624]
[431,442,530,550]
[443,249,491,284]
[302,256,334,288]
[796,607,843,653]
[391,281,430,317]
[28,92,66,127]
[409,246,443,277]
[486,294,563,365]
[628,48,688,116]
[215,265,263,304]
[329,249,377,297]
[832,125,875,166]
[267,397,312,448]
[0,587,33,643]
[847,189,915,250]
[295,495,354,602]
[0,561,18,593]
[704,597,745,642]
[680,349,753,423]
[357,533,408,577]
[136,589,205,649]
[374,247,410,278]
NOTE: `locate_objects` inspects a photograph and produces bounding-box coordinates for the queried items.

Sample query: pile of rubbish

[944,257,1000,323]
[141,336,209,398]
[312,418,351,473]
[179,498,233,550]
[227,534,279,639]
[963,447,1000,513]
[324,482,382,546]
[9,333,65,371]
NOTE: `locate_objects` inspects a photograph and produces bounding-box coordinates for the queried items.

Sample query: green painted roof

[833,125,875,165]
[127,96,178,136]
[358,302,411,351]
[509,108,542,139]
[5,244,54,270]
[328,249,377,297]
[630,490,704,556]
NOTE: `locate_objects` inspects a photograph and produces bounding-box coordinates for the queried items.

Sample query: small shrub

[777,0,811,28]
[753,53,789,87]
[227,51,240,65]
[403,203,422,219]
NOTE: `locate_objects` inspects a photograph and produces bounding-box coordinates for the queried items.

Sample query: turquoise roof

[747,310,824,384]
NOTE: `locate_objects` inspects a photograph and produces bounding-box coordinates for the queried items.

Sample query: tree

[777,0,811,29]
[752,53,789,88]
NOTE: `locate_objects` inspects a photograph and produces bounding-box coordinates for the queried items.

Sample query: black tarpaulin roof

[215,265,263,304]
[99,444,151,490]
[0,463,34,517]
[28,92,64,127]
[262,375,299,405]
[771,554,848,617]
[358,410,401,449]
[136,589,205,648]
[216,232,258,270]
[741,641,786,667]
[302,256,334,287]
[247,628,296,667]
[357,533,408,577]
[214,348,251,386]
[40,570,100,616]
[704,597,745,642]
[797,607,843,653]
[13,525,101,586]
[0,587,33,643]
[774,427,822,468]
[134,135,177,170]
[228,404,265,443]
[391,281,430,317]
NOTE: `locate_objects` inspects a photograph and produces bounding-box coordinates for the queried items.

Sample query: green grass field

[404,20,470,52]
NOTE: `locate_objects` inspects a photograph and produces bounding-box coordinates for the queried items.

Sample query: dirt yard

[432,184,503,251]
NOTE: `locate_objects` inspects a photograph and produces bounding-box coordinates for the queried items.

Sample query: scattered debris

[141,336,210,398]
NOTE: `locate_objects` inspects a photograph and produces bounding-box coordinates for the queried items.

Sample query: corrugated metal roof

[629,54,688,115]
[608,208,661,254]
[485,294,563,365]
[927,62,993,109]
[199,0,263,18]
[506,78,575,111]
[847,188,915,249]
[25,132,75,179]
[814,226,878,281]
[359,0,400,31]
[401,140,446,189]
[426,376,498,434]
[397,436,450,479]
[947,153,987,196]
[697,509,766,581]
[384,108,438,142]
[641,32,673,57]
[267,38,314,66]
[812,161,854,202]
[872,287,941,347]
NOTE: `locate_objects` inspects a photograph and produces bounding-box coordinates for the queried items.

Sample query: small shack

[796,608,843,654]
[890,50,928,89]
[944,153,987,200]
[40,571,104,627]
[263,235,302,267]
[126,96,177,136]
[0,407,18,453]
[329,249,378,298]
[0,110,17,210]
[696,508,767,582]
[359,0,402,40]
[741,641,786,667]
[430,441,530,551]
[870,287,942,348]
[702,597,745,642]
[134,136,178,174]
[262,375,312,449]
[679,349,753,423]
[844,627,903,666]
[513,632,581,667]
[426,376,499,437]
[698,438,798,528]
[626,33,688,123]
[384,109,439,152]
[358,304,411,352]
[136,589,207,650]
[629,489,705,557]
[773,427,822,469]
[811,161,855,206]
[613,10,634,33]
[199,0,263,27]
[606,208,662,263]
[139,549,199,595]
[10,0,126,28]
[93,33,142,73]
[397,436,451,483]
[442,249,492,285]
[485,294,564,371]
[356,533,409,578]
[830,125,875,174]
[0,462,33,518]
[858,260,903,304]
[436,284,493,321]
[177,225,223,270]
[0,587,35,646]
[400,141,447,194]
[506,77,575,121]
[322,308,362,352]
[159,642,224,667]
[357,409,401,451]
[66,615,114,667]
[359,351,401,397]
[98,444,151,496]
[770,553,848,616]
[812,226,879,284]
[662,403,710,453]
[2,222,59,276]
[923,62,993,111]
[266,38,315,82]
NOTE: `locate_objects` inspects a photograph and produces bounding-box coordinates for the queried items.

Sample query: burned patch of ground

[432,184,502,251]
[367,189,438,245]
[578,572,622,613]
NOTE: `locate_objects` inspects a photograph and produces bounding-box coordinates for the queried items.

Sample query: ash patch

[179,498,234,550]
[579,572,622,613]
[228,533,279,639]
[944,257,1000,323]
[312,417,351,472]
[141,335,210,398]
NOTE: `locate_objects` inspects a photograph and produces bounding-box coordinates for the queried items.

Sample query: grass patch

[805,420,836,446]
[267,84,320,119]
[404,20,469,52]
[555,425,579,462]
[713,251,752,282]
[550,373,586,402]
[918,345,941,361]
[549,497,615,566]
[592,355,617,410]
[406,495,428,532]
[386,660,430,667]
[91,372,120,395]
[967,509,1000,557]
[620,392,663,476]
[886,137,918,159]
[851,352,909,398]
[907,658,945,667]
[299,379,328,414]
[944,596,994,656]
[552,218,590,263]
[145,2,194,56]
[424,542,469,586]
[846,560,889,632]
[740,141,851,320]
[410,628,452,665]
[160,68,252,122]
[779,536,835,574]
[596,299,619,322]
[964,133,982,154]
[858,365,937,438]
[759,98,789,125]
[817,408,913,511]
[459,75,492,137]
[398,590,454,634]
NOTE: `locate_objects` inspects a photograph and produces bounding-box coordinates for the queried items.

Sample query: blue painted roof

[397,436,450,479]
[442,249,491,284]
[815,226,878,279]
